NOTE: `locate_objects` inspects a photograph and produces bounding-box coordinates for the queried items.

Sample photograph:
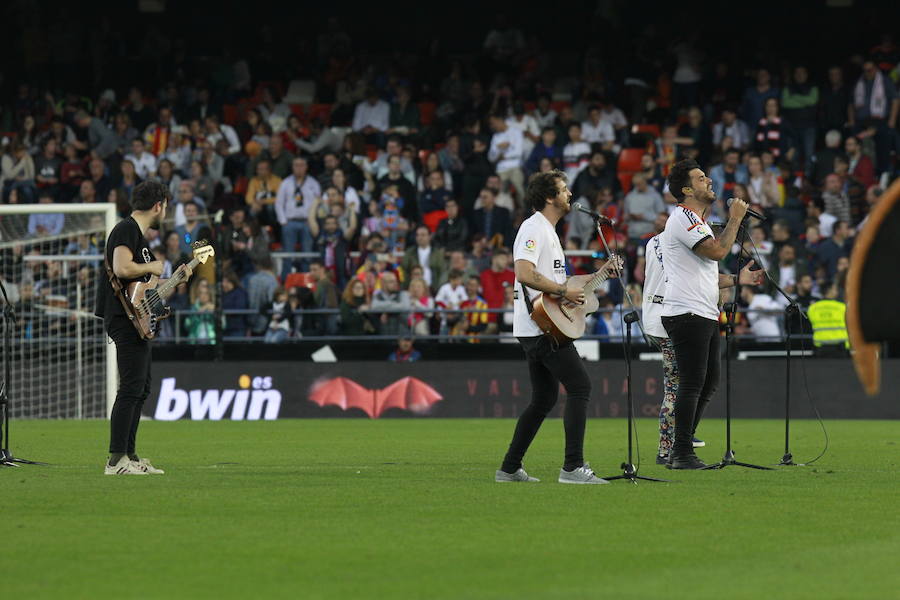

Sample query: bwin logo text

[154,375,282,420]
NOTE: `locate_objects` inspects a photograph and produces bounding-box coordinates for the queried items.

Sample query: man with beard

[95,181,193,475]
[660,159,748,469]
[496,169,610,485]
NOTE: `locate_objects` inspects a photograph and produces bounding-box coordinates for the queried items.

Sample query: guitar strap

[104,258,140,326]
[519,282,534,315]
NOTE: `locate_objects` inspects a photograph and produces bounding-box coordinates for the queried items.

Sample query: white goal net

[0,203,117,419]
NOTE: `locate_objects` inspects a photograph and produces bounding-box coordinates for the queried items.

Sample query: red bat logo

[308,376,443,418]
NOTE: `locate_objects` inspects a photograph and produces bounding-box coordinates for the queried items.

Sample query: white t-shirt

[642,233,668,338]
[661,206,720,322]
[435,282,467,310]
[747,293,782,338]
[513,211,567,337]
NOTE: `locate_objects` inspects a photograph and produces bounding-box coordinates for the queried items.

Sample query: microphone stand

[593,217,668,484]
[0,278,46,467]
[706,220,772,471]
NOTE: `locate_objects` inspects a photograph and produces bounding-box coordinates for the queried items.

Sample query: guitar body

[528,269,619,344]
[127,275,169,340]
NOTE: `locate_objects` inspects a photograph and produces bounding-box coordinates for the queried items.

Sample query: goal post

[0,203,118,419]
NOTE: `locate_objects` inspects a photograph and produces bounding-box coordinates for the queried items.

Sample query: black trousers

[501,336,592,472]
[661,313,720,456]
[106,317,151,455]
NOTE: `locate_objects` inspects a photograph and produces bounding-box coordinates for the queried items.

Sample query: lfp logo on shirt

[524,239,536,252]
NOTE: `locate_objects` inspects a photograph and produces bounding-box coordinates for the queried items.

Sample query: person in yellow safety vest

[806,284,849,350]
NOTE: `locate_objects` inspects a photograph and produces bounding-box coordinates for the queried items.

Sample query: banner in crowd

[144,360,900,420]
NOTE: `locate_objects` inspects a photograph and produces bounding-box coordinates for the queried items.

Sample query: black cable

[743,232,829,465]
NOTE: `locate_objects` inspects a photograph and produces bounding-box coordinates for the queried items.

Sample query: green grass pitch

[4,418,899,599]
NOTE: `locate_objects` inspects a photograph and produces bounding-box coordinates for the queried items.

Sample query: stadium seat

[234,176,249,196]
[365,145,378,162]
[284,272,311,290]
[284,79,316,104]
[633,124,661,138]
[418,102,437,126]
[423,210,448,233]
[617,148,644,172]
[222,104,239,126]
[289,104,304,118]
[618,172,634,195]
[550,101,570,114]
[307,103,333,125]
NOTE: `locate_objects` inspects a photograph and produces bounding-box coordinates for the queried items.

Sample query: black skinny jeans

[107,317,152,455]
[661,313,720,456]
[502,336,592,472]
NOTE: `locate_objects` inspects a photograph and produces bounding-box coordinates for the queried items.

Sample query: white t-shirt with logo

[513,211,567,337]
[661,206,720,322]
[642,232,668,338]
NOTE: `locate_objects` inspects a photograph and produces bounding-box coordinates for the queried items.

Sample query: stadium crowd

[1,18,898,344]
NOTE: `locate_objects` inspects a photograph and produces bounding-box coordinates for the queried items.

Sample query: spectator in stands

[407,277,435,336]
[257,87,291,132]
[740,67,780,128]
[144,106,174,157]
[85,158,111,202]
[815,220,850,280]
[844,135,876,189]
[435,268,466,335]
[372,137,415,183]
[712,107,751,151]
[330,168,361,214]
[221,271,249,338]
[477,174,515,213]
[467,233,492,273]
[782,65,818,169]
[204,114,241,155]
[572,150,618,201]
[678,107,713,165]
[533,93,557,129]
[74,109,118,160]
[76,179,97,203]
[458,275,490,340]
[506,101,540,160]
[753,98,794,161]
[479,247,514,323]
[264,287,293,343]
[295,119,342,156]
[40,115,77,152]
[187,160,216,206]
[401,226,447,289]
[850,59,899,175]
[340,279,375,336]
[388,86,421,141]
[115,160,141,214]
[810,129,842,185]
[433,198,469,252]
[771,219,799,256]
[353,88,390,147]
[794,273,820,307]
[34,138,62,200]
[525,127,561,176]
[592,297,623,341]
[820,65,851,134]
[247,255,279,334]
[623,173,665,241]
[822,173,851,223]
[581,104,615,151]
[460,136,492,213]
[388,334,421,362]
[28,192,64,237]
[417,153,453,194]
[562,123,591,183]
[153,158,182,198]
[376,155,419,224]
[655,123,689,174]
[488,112,525,201]
[857,185,882,232]
[112,112,139,156]
[308,198,353,286]
[248,134,293,180]
[17,114,40,155]
[2,141,36,202]
[770,243,808,295]
[746,154,780,211]
[372,270,410,336]
[437,134,465,191]
[125,87,154,131]
[470,187,513,248]
[175,201,212,255]
[160,230,187,279]
[419,170,451,217]
[710,148,749,203]
[275,157,321,276]
[639,152,666,194]
[185,278,216,343]
[245,159,282,226]
[741,286,781,340]
[125,138,157,180]
[60,143,87,201]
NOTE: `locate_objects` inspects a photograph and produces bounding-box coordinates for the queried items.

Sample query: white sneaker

[495,467,540,482]
[104,456,148,475]
[558,463,609,485]
[135,458,165,474]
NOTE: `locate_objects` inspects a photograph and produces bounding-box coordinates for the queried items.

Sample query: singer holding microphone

[659,159,762,469]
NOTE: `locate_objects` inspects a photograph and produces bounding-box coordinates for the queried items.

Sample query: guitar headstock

[191,240,216,265]
[604,254,625,278]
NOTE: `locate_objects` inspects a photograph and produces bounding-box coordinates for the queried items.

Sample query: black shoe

[655,455,670,465]
[667,454,708,470]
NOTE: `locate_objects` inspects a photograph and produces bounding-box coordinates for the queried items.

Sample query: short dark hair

[309,258,325,269]
[448,269,463,280]
[131,181,170,211]
[667,159,700,202]
[525,169,567,212]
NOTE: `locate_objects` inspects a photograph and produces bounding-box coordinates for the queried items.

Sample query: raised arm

[693,199,748,261]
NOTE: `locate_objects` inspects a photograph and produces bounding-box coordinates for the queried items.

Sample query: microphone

[726,197,766,222]
[572,202,616,225]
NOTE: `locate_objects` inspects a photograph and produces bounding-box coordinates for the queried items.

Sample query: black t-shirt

[94,217,155,320]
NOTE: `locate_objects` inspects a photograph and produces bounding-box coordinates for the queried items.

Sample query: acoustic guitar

[112,240,215,340]
[529,255,624,344]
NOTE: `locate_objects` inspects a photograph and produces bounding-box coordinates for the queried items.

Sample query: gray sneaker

[495,467,540,482]
[558,463,609,485]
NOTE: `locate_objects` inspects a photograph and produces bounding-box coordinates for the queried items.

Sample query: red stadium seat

[307,103,333,125]
[617,149,644,173]
[418,102,437,126]
[284,273,311,290]
[365,145,378,162]
[234,176,249,197]
[633,124,661,138]
[618,172,634,195]
[222,104,239,126]
[423,210,448,233]
[550,101,570,114]
[289,104,304,118]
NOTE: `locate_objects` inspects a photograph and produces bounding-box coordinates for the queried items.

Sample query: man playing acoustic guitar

[496,169,616,485]
[95,181,192,475]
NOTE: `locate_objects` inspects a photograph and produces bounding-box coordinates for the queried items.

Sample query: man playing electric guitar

[95,181,192,475]
[495,169,618,485]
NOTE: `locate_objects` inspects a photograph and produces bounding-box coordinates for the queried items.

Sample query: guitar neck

[155,257,200,300]
[584,266,611,293]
